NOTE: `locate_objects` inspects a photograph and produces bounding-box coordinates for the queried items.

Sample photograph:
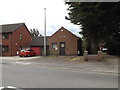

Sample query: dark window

[28,49,34,51]
[2,46,9,52]
[2,34,9,39]
[52,42,57,49]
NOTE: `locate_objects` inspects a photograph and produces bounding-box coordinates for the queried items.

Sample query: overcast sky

[0,0,82,37]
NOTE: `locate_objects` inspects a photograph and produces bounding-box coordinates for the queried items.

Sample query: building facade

[0,23,32,56]
[48,27,82,56]
[30,36,49,56]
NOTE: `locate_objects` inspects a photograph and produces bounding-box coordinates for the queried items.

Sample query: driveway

[1,55,118,74]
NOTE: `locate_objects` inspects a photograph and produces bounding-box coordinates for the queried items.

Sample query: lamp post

[44,8,46,56]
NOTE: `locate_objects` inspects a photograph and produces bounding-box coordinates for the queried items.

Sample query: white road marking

[7,86,17,88]
[0,87,4,90]
[1,86,24,90]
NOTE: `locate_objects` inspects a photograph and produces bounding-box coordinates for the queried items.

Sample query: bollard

[97,51,102,61]
[84,51,88,61]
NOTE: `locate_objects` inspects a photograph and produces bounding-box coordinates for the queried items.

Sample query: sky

[0,0,82,37]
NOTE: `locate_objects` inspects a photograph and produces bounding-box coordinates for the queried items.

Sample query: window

[2,46,9,52]
[28,49,34,51]
[20,50,26,52]
[20,35,22,40]
[52,42,57,49]
[2,34,9,39]
[61,43,65,47]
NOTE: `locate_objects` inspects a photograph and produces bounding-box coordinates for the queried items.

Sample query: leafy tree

[106,28,120,55]
[30,28,42,39]
[65,2,120,54]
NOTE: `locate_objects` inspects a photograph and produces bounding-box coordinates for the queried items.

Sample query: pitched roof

[49,27,80,39]
[30,36,50,46]
[0,23,25,33]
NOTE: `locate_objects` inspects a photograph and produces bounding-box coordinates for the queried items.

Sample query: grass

[46,55,57,59]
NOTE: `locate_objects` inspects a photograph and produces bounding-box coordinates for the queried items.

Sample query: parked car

[102,48,107,53]
[18,49,36,57]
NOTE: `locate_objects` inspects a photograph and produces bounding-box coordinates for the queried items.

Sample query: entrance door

[59,42,65,55]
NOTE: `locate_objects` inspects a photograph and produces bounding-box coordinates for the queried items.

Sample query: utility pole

[44,8,46,56]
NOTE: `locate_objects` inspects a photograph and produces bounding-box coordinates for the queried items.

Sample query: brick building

[0,23,32,56]
[48,27,82,56]
[30,36,49,56]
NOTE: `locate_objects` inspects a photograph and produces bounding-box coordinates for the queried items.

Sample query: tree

[65,2,120,54]
[30,28,42,39]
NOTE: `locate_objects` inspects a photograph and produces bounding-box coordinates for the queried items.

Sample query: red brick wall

[11,25,32,56]
[48,27,79,55]
[1,25,32,56]
[1,33,12,56]
[0,34,2,43]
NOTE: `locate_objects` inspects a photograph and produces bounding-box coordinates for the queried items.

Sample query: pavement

[1,55,118,74]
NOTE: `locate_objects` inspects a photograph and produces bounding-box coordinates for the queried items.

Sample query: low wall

[84,51,102,61]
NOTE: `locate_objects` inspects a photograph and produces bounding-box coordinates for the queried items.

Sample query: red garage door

[31,47,41,55]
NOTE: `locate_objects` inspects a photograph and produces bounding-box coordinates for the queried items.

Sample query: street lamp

[44,8,46,56]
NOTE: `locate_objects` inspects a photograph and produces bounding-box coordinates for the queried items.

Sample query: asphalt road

[1,60,118,88]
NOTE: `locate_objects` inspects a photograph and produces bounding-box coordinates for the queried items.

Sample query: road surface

[1,59,118,88]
